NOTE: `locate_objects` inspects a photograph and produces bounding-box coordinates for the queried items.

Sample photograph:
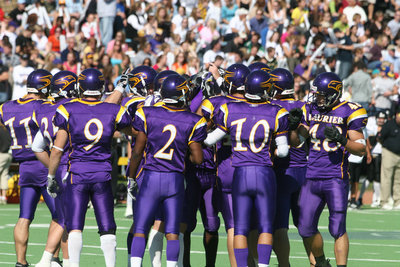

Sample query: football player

[294,72,367,267]
[47,68,134,267]
[248,62,271,73]
[32,70,78,267]
[204,70,290,267]
[199,63,250,266]
[267,68,308,267]
[127,74,207,267]
[0,69,57,267]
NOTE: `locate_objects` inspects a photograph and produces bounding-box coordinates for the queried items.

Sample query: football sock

[63,259,70,267]
[178,233,184,267]
[234,248,248,267]
[166,240,180,267]
[148,228,164,267]
[100,234,116,267]
[203,231,218,267]
[373,181,380,201]
[131,236,146,267]
[37,250,53,266]
[337,265,346,267]
[68,232,82,267]
[127,232,133,267]
[257,244,272,266]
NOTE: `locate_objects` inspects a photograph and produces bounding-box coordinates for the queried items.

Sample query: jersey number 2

[154,124,177,160]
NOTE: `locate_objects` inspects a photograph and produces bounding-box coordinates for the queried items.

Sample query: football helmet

[244,70,273,101]
[153,70,178,92]
[270,68,294,97]
[78,68,105,96]
[160,74,189,105]
[128,65,157,96]
[311,72,342,110]
[248,62,271,73]
[27,69,52,95]
[224,63,250,93]
[50,71,78,98]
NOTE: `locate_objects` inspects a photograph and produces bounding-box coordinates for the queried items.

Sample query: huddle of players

[0,60,367,267]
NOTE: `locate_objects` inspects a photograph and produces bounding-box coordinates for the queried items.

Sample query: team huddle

[0,62,367,267]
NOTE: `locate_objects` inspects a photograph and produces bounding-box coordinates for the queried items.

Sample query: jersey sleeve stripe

[201,99,214,117]
[116,106,127,124]
[301,104,309,126]
[125,97,145,108]
[347,108,367,125]
[188,117,207,143]
[275,108,288,132]
[0,104,3,118]
[220,103,229,128]
[136,108,147,133]
[32,110,38,127]
[57,105,69,121]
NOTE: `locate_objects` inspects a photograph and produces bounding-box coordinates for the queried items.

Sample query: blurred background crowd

[0,0,400,209]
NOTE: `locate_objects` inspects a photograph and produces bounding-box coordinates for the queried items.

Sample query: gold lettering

[332,117,338,124]
[338,117,344,124]
[322,116,329,123]
[328,116,333,123]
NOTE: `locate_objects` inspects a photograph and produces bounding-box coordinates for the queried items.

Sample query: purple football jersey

[0,98,44,162]
[270,99,307,168]
[133,105,207,173]
[202,95,246,190]
[34,98,72,165]
[214,101,289,167]
[54,99,132,183]
[301,101,367,180]
[121,95,145,117]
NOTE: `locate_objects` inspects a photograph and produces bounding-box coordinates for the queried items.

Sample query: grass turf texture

[0,204,399,266]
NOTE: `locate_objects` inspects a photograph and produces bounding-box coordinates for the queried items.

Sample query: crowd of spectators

[0,0,400,208]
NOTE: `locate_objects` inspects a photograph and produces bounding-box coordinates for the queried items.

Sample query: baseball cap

[17,0,26,4]
[377,111,387,119]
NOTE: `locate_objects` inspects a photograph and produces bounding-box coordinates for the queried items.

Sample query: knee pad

[328,211,346,239]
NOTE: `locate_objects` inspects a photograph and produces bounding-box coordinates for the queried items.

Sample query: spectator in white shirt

[12,54,34,100]
[343,0,367,27]
[24,0,52,30]
[226,8,250,36]
[388,10,400,40]
[31,26,48,53]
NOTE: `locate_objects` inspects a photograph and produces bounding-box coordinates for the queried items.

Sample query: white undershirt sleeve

[275,135,289,158]
[204,128,227,147]
[32,131,47,153]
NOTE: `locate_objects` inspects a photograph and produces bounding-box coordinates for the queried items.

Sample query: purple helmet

[50,71,78,98]
[128,65,157,96]
[27,69,52,95]
[160,74,189,105]
[244,70,272,101]
[270,68,294,97]
[224,64,250,93]
[153,70,178,92]
[248,62,271,73]
[78,68,105,96]
[311,72,342,110]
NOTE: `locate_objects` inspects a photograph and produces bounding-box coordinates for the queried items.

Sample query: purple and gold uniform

[201,95,245,231]
[270,98,307,230]
[54,99,132,232]
[184,90,220,233]
[298,101,367,238]
[214,101,289,236]
[132,105,207,235]
[0,98,56,221]
[34,98,71,227]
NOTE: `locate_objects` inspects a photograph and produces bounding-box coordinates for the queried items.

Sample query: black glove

[324,125,347,146]
[47,175,60,198]
[127,177,138,201]
[288,108,303,131]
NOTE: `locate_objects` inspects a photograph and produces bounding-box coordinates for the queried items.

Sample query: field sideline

[0,204,399,266]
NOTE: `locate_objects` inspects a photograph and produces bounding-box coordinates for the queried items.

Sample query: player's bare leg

[227,228,237,267]
[248,229,258,267]
[334,233,349,266]
[273,228,290,267]
[302,237,316,267]
[14,218,31,265]
[304,233,330,267]
[36,220,64,266]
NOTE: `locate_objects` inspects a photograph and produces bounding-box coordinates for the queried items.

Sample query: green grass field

[0,203,399,266]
